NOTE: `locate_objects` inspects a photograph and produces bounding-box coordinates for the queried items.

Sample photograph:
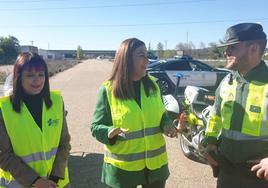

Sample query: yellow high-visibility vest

[0,91,69,188]
[103,79,168,171]
[206,73,268,162]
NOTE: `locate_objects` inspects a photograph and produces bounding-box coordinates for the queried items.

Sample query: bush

[0,72,8,83]
[46,59,78,76]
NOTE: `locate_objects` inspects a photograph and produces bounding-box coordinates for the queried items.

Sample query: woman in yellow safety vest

[0,52,71,188]
[91,38,177,188]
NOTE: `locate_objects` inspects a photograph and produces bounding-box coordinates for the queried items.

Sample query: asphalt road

[49,59,217,188]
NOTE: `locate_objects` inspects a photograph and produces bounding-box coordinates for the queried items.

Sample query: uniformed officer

[204,23,268,188]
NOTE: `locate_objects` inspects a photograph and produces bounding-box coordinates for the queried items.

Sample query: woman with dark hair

[0,52,71,188]
[91,38,177,188]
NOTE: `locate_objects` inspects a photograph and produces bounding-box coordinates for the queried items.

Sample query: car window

[189,60,213,71]
[165,61,192,71]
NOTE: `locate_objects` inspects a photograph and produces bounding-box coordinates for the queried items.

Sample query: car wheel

[157,79,171,94]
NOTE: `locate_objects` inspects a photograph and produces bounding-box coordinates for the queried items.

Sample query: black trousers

[217,157,268,188]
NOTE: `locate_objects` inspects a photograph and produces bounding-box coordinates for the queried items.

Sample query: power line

[0,0,68,2]
[2,18,268,28]
[0,0,66,2]
[0,0,215,11]
[0,0,116,2]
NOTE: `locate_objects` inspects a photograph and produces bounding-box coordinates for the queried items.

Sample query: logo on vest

[249,105,261,113]
[47,118,59,126]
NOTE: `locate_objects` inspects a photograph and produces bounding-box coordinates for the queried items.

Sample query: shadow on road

[68,152,108,188]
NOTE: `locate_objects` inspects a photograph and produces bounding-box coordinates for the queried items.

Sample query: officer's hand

[204,144,218,166]
[250,157,268,180]
[163,124,178,138]
[34,178,57,188]
[108,128,129,139]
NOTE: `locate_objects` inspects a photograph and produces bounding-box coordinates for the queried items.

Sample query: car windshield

[147,61,161,68]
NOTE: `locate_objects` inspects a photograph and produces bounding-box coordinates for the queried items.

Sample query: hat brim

[217,41,240,47]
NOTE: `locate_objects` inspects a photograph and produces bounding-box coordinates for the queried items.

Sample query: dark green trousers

[217,157,268,188]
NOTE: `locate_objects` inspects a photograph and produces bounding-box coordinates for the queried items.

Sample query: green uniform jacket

[205,61,268,163]
[91,85,171,188]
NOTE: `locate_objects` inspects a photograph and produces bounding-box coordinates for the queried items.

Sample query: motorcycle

[162,73,215,164]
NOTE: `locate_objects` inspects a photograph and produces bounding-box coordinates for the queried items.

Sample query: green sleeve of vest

[160,112,173,132]
[90,86,117,145]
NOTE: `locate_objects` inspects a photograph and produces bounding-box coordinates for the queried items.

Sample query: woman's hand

[163,124,178,138]
[177,111,187,133]
[34,178,57,188]
[108,128,129,139]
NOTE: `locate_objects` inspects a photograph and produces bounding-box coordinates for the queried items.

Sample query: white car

[2,73,13,96]
[147,56,229,94]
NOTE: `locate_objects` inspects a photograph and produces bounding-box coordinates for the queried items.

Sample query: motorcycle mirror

[176,73,183,78]
[174,73,183,95]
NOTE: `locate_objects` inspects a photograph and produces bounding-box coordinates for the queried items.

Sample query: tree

[148,42,152,51]
[175,41,195,56]
[175,42,188,51]
[0,48,4,59]
[156,42,164,59]
[0,36,20,64]
[147,51,158,60]
[208,42,224,59]
[163,50,176,59]
[77,45,84,60]
[199,42,206,49]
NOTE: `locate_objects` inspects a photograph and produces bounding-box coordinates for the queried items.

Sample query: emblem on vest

[249,105,261,113]
[47,118,59,126]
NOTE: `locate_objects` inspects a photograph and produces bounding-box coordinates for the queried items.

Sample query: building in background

[20,45,38,54]
[38,49,116,60]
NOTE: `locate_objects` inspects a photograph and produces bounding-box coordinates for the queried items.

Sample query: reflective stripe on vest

[103,79,168,171]
[220,79,238,131]
[105,145,166,162]
[0,178,23,188]
[0,91,69,187]
[0,178,71,188]
[117,127,161,141]
[21,147,58,163]
[222,129,268,141]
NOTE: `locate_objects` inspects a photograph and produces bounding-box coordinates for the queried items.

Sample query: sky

[1,0,268,51]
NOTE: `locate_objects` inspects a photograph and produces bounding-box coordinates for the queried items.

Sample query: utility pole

[186,32,189,55]
[164,40,168,51]
[30,40,34,46]
[186,32,189,48]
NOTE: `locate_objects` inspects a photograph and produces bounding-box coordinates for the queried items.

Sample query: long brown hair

[10,52,52,112]
[109,38,156,100]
